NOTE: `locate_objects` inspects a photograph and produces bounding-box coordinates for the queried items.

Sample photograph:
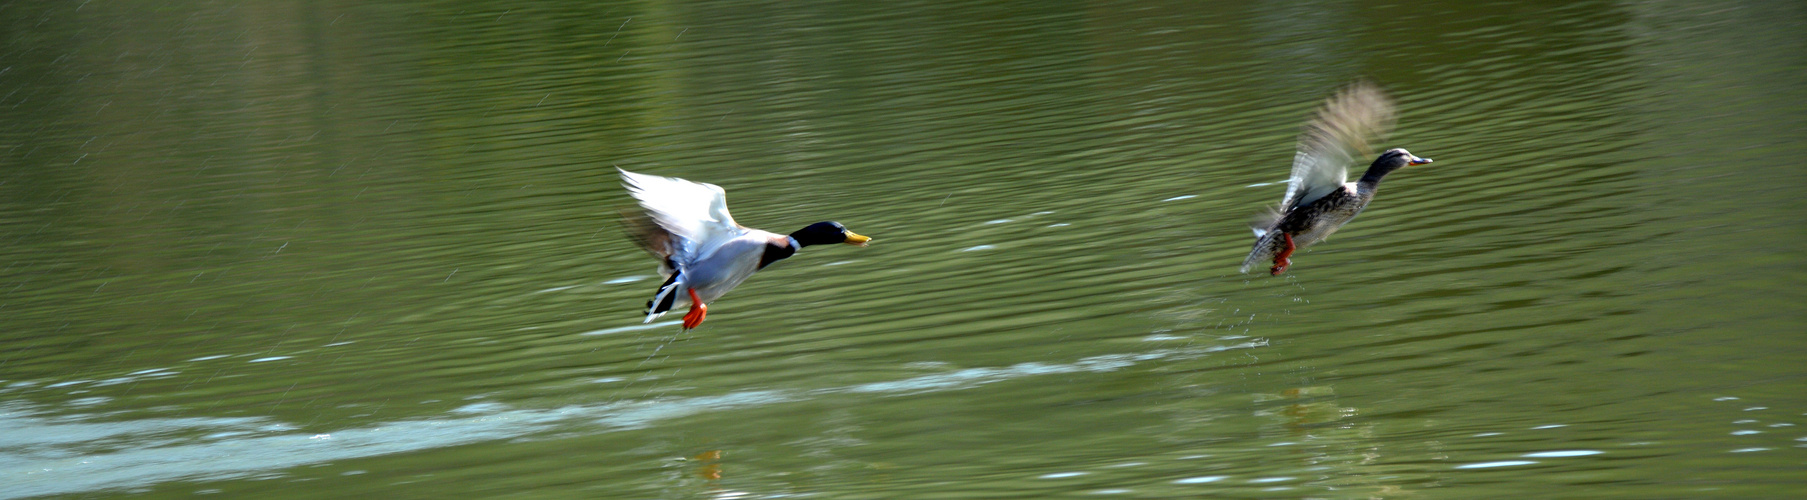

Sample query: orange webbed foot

[681,289,708,330]
[1270,233,1296,276]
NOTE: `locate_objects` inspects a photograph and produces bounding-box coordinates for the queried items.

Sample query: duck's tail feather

[1239,231,1285,274]
[643,266,683,323]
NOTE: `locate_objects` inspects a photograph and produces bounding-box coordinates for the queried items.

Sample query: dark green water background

[2,1,1803,498]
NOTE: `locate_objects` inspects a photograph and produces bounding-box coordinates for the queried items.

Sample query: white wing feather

[618,168,741,248]
[1279,82,1395,210]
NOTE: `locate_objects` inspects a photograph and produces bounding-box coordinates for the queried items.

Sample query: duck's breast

[683,233,773,303]
[1290,184,1368,247]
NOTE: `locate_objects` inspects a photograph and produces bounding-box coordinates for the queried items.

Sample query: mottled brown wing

[619,208,674,261]
[1280,81,1395,210]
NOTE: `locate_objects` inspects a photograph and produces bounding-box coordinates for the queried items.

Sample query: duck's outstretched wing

[1279,81,1395,210]
[618,168,741,249]
[619,208,676,261]
[619,168,750,323]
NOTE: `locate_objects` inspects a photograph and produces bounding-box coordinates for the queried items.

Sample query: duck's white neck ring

[786,236,802,250]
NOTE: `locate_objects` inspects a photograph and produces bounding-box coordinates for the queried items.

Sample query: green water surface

[2,1,1803,498]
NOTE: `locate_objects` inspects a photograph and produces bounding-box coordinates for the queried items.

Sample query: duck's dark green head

[1360,148,1433,184]
[1377,148,1432,168]
[790,221,871,247]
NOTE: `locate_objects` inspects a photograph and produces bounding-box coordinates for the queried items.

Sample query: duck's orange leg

[681,288,708,330]
[1270,233,1295,276]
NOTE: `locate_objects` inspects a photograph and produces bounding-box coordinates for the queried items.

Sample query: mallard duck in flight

[619,168,870,329]
[1241,82,1432,275]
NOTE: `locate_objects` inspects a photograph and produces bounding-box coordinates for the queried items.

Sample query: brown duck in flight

[1241,82,1432,275]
